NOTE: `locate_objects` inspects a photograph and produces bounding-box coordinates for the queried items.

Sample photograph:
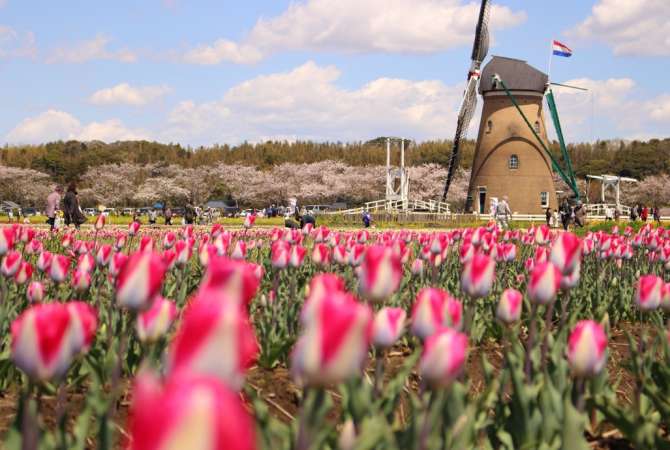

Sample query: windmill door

[478,187,487,214]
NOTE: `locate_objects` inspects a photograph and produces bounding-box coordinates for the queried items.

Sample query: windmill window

[486,120,493,133]
[540,192,549,208]
[509,154,519,170]
[533,121,541,133]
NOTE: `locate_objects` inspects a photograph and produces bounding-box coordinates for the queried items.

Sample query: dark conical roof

[479,56,548,94]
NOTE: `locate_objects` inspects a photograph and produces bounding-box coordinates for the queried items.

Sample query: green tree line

[1,137,668,183]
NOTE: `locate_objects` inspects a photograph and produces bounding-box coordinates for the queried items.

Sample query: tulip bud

[1,250,22,277]
[301,273,347,324]
[14,261,33,285]
[109,252,128,278]
[94,213,105,231]
[372,307,406,349]
[358,245,402,301]
[128,220,141,236]
[289,245,307,268]
[550,232,582,275]
[567,320,607,378]
[271,241,289,269]
[634,274,663,311]
[419,328,468,388]
[527,262,561,305]
[66,301,97,354]
[0,227,14,255]
[72,270,91,293]
[338,419,357,450]
[197,256,260,308]
[11,304,74,380]
[311,243,331,267]
[230,240,247,260]
[37,251,52,273]
[128,372,257,450]
[411,258,424,276]
[292,293,372,386]
[96,244,113,267]
[116,252,166,311]
[411,288,462,339]
[137,297,178,343]
[27,281,44,303]
[243,214,256,229]
[496,288,523,324]
[461,252,495,298]
[49,254,70,283]
[167,295,258,390]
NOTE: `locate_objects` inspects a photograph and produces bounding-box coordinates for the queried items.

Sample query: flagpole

[547,39,554,83]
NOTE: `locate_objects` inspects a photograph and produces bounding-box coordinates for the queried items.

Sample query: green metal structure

[494,75,580,200]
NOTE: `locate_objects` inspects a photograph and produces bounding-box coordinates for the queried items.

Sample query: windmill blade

[441,0,491,202]
[442,76,478,201]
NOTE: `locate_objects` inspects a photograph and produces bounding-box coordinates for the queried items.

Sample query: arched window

[533,121,541,133]
[509,154,519,170]
[486,120,493,133]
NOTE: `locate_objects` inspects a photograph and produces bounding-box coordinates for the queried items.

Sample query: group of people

[46,183,87,231]
[629,204,661,223]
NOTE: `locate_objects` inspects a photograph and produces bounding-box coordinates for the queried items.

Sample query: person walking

[559,198,571,231]
[362,210,372,228]
[574,201,586,228]
[63,182,86,229]
[545,208,552,227]
[149,209,157,225]
[164,207,173,226]
[641,205,649,222]
[494,196,512,230]
[45,185,63,231]
[653,206,661,225]
[184,203,196,225]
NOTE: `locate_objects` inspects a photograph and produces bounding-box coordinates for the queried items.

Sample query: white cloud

[181,0,526,64]
[644,95,670,122]
[570,0,670,56]
[6,110,148,144]
[164,61,463,144]
[47,35,137,64]
[0,25,37,59]
[89,83,172,106]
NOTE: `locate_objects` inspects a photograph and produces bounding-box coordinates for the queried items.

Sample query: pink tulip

[332,245,348,265]
[77,253,95,274]
[560,263,581,291]
[128,220,141,236]
[567,320,607,378]
[72,270,91,292]
[174,240,192,267]
[289,245,307,268]
[534,225,551,245]
[49,255,70,283]
[163,231,177,250]
[167,295,258,390]
[0,227,14,255]
[37,251,52,273]
[358,245,402,301]
[311,243,331,266]
[348,244,366,267]
[461,251,496,298]
[372,307,406,348]
[634,275,664,311]
[116,252,166,311]
[243,214,256,229]
[66,301,97,354]
[661,283,670,312]
[115,233,127,251]
[411,258,424,276]
[496,288,523,324]
[139,235,154,253]
[271,241,290,269]
[292,292,372,386]
[25,239,42,255]
[527,262,561,304]
[419,328,468,388]
[1,250,22,277]
[137,297,178,343]
[550,232,582,275]
[109,252,128,278]
[198,256,260,309]
[301,273,347,324]
[502,243,517,262]
[230,240,247,260]
[11,304,74,380]
[14,261,33,285]
[128,372,257,450]
[94,213,105,231]
[27,281,44,303]
[96,244,113,267]
[411,288,462,339]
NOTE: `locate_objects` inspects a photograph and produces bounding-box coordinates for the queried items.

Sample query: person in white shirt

[45,185,63,231]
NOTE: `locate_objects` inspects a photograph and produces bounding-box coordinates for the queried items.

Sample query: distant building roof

[479,56,548,94]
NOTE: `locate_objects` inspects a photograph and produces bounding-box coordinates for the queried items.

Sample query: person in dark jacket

[63,182,86,229]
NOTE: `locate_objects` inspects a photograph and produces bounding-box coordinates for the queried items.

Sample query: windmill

[441,0,491,203]
[441,0,581,214]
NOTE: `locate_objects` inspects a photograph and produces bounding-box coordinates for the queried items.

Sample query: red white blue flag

[552,40,573,57]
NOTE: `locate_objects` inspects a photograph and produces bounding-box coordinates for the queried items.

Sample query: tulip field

[1,218,670,450]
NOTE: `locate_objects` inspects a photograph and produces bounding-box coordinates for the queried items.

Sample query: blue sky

[1,0,668,146]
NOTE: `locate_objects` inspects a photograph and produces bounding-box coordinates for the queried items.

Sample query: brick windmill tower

[465,56,557,214]
[441,0,579,215]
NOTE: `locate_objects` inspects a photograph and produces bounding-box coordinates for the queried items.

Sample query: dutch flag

[552,40,573,57]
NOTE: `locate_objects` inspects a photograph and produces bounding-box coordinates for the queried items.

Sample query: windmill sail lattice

[441,0,491,202]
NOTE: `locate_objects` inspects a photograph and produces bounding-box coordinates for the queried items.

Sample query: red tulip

[230,240,247,260]
[109,252,128,278]
[198,256,260,308]
[116,252,166,311]
[163,231,177,250]
[411,288,463,339]
[37,250,52,273]
[128,220,141,236]
[13,261,33,285]
[527,262,561,305]
[634,275,663,311]
[66,301,97,354]
[301,273,347,324]
[289,245,307,268]
[271,241,290,269]
[96,244,113,267]
[311,243,331,266]
[27,281,44,303]
[0,227,14,255]
[167,295,258,390]
[94,213,105,231]
[243,214,256,229]
[128,372,257,450]
[419,328,468,388]
[550,232,582,275]
[72,270,91,292]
